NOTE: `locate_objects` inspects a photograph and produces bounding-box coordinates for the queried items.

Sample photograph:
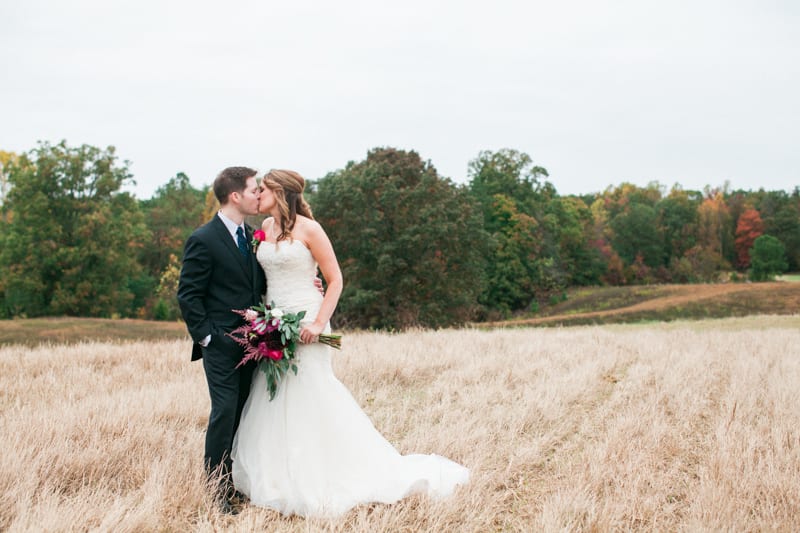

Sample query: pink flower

[251,229,266,250]
[265,318,280,332]
[244,309,259,323]
[252,318,268,334]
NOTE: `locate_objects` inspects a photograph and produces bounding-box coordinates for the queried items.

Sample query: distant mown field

[0,317,188,346]
[2,281,799,346]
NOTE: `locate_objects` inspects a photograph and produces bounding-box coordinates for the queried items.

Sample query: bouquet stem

[318,334,342,349]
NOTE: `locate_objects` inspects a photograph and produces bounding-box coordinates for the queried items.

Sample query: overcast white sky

[1,1,798,198]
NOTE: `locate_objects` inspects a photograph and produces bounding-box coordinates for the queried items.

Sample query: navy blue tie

[236,226,249,257]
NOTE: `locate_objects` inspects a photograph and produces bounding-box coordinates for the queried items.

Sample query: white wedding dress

[231,239,469,517]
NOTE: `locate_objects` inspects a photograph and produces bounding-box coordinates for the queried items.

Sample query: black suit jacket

[177,215,267,361]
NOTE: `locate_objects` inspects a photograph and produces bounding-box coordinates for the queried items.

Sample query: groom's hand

[314,277,325,296]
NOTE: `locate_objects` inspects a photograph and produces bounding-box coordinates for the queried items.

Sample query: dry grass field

[1,316,799,532]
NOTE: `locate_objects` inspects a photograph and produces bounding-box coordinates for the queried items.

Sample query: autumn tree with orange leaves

[734,208,764,269]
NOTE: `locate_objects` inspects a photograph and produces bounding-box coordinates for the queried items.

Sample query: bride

[231,169,469,517]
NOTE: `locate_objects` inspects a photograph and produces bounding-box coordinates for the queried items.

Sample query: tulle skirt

[231,342,469,517]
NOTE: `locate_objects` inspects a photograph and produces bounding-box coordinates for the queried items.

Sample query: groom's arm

[177,233,213,343]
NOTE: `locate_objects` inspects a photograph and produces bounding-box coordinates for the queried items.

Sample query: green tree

[139,172,206,278]
[549,196,605,286]
[590,183,669,284]
[468,149,575,308]
[609,203,664,268]
[136,172,206,318]
[598,182,663,222]
[467,148,549,222]
[656,187,701,262]
[480,194,542,311]
[0,141,149,317]
[311,148,487,329]
[755,191,800,272]
[749,235,788,281]
[767,203,800,271]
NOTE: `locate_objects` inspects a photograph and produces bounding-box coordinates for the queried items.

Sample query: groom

[177,166,266,514]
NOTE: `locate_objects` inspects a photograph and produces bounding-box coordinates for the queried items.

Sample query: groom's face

[236,176,261,216]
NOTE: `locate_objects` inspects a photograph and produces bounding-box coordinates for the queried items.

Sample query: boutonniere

[251,229,266,252]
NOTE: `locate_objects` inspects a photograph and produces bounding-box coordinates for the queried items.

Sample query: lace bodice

[257,239,323,320]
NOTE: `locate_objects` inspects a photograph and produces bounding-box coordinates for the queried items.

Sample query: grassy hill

[481,281,800,328]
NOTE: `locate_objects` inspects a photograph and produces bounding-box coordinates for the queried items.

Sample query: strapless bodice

[257,239,323,320]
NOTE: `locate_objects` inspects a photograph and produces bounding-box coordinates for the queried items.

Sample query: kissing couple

[177,166,469,517]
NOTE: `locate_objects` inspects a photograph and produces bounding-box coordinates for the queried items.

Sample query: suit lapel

[212,215,252,282]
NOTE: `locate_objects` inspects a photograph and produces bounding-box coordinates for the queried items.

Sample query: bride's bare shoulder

[295,215,323,232]
[295,216,329,247]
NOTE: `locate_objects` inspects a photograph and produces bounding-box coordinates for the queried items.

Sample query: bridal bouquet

[227,301,342,400]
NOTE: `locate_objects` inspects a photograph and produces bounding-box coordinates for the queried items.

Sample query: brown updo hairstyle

[261,169,314,241]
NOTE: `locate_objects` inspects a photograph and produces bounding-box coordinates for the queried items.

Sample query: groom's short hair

[213,166,257,204]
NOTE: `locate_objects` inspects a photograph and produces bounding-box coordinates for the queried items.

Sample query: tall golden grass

[1,316,799,532]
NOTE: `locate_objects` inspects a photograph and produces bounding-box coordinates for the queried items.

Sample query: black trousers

[201,333,254,495]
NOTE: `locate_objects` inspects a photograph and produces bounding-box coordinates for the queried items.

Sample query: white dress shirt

[217,210,246,245]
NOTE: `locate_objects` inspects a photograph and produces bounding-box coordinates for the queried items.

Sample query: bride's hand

[300,322,324,344]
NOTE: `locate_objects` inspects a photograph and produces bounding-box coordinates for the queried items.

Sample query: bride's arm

[300,220,343,343]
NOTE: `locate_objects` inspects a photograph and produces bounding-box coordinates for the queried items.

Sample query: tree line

[0,141,797,327]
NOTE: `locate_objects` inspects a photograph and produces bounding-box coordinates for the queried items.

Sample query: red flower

[251,229,266,250]
[257,341,284,361]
